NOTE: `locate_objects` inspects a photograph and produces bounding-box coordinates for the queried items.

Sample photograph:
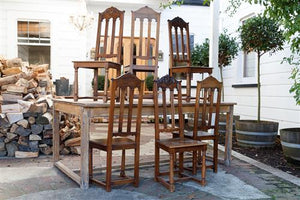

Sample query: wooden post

[53,108,60,162]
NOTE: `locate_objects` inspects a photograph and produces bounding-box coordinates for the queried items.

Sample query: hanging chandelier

[69,0,94,31]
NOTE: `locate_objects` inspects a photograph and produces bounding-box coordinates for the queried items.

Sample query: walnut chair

[73,7,124,102]
[89,73,144,192]
[184,76,222,173]
[168,17,213,102]
[153,74,207,192]
[124,6,160,95]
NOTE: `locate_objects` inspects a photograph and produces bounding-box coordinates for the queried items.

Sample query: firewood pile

[0,57,80,158]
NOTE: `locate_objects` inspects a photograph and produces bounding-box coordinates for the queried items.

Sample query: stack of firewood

[0,57,80,158]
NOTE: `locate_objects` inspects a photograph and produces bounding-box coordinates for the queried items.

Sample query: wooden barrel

[280,128,300,163]
[218,114,240,144]
[236,120,278,148]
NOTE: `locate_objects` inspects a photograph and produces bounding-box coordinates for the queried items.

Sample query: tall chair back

[168,16,191,67]
[95,6,124,63]
[153,75,184,140]
[129,6,160,78]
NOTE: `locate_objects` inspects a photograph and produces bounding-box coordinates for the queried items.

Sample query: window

[234,14,257,86]
[17,20,51,66]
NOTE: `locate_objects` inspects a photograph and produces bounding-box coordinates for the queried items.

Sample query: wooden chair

[73,7,124,102]
[184,76,222,173]
[89,73,144,192]
[153,74,207,192]
[124,6,160,91]
[168,17,213,102]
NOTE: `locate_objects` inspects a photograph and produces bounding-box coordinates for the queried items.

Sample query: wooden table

[53,99,235,189]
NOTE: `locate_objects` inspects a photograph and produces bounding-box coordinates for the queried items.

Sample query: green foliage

[145,74,154,91]
[219,31,239,67]
[239,15,284,56]
[91,75,109,91]
[159,0,184,9]
[191,39,210,66]
[289,65,300,105]
[191,32,239,68]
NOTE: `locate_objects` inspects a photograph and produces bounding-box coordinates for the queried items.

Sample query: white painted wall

[220,1,300,129]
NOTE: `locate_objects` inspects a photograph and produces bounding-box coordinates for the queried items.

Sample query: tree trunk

[257,53,261,122]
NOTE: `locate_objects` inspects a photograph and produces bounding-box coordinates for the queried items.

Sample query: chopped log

[29,134,42,141]
[15,78,29,87]
[28,116,36,125]
[27,79,38,89]
[30,64,49,73]
[15,126,31,136]
[40,145,52,155]
[6,112,23,124]
[43,112,53,124]
[70,146,81,155]
[1,104,21,113]
[28,103,47,114]
[15,151,39,158]
[35,115,49,125]
[44,124,52,130]
[6,58,22,68]
[17,100,33,113]
[64,137,81,147]
[2,67,22,76]
[2,92,23,103]
[0,72,34,86]
[43,129,53,139]
[23,93,35,101]
[10,124,19,133]
[61,148,70,155]
[18,136,29,146]
[16,119,28,128]
[4,132,18,143]
[7,85,27,94]
[31,124,43,135]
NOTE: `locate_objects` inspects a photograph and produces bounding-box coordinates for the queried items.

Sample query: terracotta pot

[236,120,278,148]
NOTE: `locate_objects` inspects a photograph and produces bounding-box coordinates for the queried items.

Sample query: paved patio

[0,124,300,200]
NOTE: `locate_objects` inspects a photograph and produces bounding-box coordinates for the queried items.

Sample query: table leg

[80,109,90,189]
[53,109,60,162]
[224,106,234,166]
[74,67,78,101]
[93,69,98,101]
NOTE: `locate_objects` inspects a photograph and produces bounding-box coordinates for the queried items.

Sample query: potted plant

[236,14,285,148]
[191,31,239,101]
[280,66,300,163]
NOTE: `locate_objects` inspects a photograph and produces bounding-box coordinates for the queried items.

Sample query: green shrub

[145,74,154,91]
[91,75,109,91]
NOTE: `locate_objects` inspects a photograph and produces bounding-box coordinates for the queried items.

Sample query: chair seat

[73,60,121,70]
[183,130,214,138]
[124,65,157,72]
[157,138,206,152]
[90,137,136,151]
[171,66,213,74]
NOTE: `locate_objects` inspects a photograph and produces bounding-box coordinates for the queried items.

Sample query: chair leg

[89,147,93,180]
[93,69,98,101]
[179,152,183,176]
[134,146,140,187]
[106,150,112,192]
[186,73,191,102]
[120,149,126,177]
[74,67,78,101]
[169,153,175,192]
[192,150,197,175]
[103,68,109,103]
[213,138,218,173]
[201,147,207,186]
[154,145,159,182]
